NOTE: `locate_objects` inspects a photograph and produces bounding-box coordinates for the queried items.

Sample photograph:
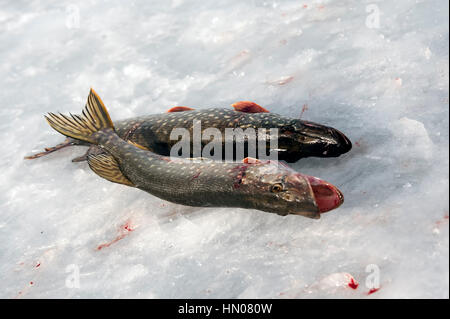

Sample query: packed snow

[0,0,448,298]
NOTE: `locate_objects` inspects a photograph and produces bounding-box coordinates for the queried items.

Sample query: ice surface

[0,0,448,298]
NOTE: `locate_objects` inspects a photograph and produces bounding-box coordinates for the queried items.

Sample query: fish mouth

[278,125,352,162]
[306,176,344,213]
[285,173,344,218]
[329,128,352,156]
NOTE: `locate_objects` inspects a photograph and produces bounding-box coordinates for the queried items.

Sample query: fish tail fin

[45,88,114,144]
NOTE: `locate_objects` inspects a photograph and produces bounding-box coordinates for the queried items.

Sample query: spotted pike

[26,99,351,163]
[44,89,344,218]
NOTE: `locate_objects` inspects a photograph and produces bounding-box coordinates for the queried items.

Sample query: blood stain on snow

[436,214,449,227]
[368,287,380,295]
[35,263,41,268]
[348,278,359,289]
[96,221,136,251]
[434,214,449,233]
[299,104,309,119]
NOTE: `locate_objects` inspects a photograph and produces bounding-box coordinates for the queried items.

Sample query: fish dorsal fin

[243,157,261,164]
[87,153,135,187]
[167,106,195,113]
[127,140,149,151]
[232,101,269,113]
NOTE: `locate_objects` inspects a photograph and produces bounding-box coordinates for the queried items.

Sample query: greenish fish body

[44,89,344,219]
[113,106,352,162]
[26,100,351,163]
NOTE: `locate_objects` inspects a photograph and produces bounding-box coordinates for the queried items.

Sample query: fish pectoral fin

[87,153,135,187]
[232,101,269,113]
[167,106,195,112]
[127,140,149,151]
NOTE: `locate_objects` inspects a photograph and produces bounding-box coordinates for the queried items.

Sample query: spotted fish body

[44,89,344,219]
[27,100,351,162]
[95,132,321,217]
[114,107,351,162]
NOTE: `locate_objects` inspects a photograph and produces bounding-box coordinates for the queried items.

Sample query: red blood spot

[231,165,248,189]
[97,221,135,251]
[368,288,380,295]
[35,263,41,268]
[30,282,34,285]
[123,122,142,141]
[299,104,309,119]
[123,223,134,232]
[355,138,362,147]
[191,171,201,180]
[348,278,359,289]
[435,214,449,227]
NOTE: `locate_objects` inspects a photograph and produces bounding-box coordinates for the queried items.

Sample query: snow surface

[0,0,448,298]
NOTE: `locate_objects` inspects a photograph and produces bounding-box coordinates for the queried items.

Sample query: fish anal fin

[127,140,149,151]
[87,154,135,187]
[167,106,195,113]
[232,101,269,113]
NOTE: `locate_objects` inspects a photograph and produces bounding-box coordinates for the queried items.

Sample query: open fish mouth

[306,176,344,213]
[282,172,344,218]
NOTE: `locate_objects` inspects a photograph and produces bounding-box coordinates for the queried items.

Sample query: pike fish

[26,99,351,163]
[44,89,344,218]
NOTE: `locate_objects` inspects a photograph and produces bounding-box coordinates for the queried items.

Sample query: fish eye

[270,183,283,193]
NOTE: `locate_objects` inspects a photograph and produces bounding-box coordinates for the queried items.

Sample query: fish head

[277,119,352,162]
[241,161,344,218]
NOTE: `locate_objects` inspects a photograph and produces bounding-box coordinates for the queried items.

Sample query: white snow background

[0,0,448,298]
